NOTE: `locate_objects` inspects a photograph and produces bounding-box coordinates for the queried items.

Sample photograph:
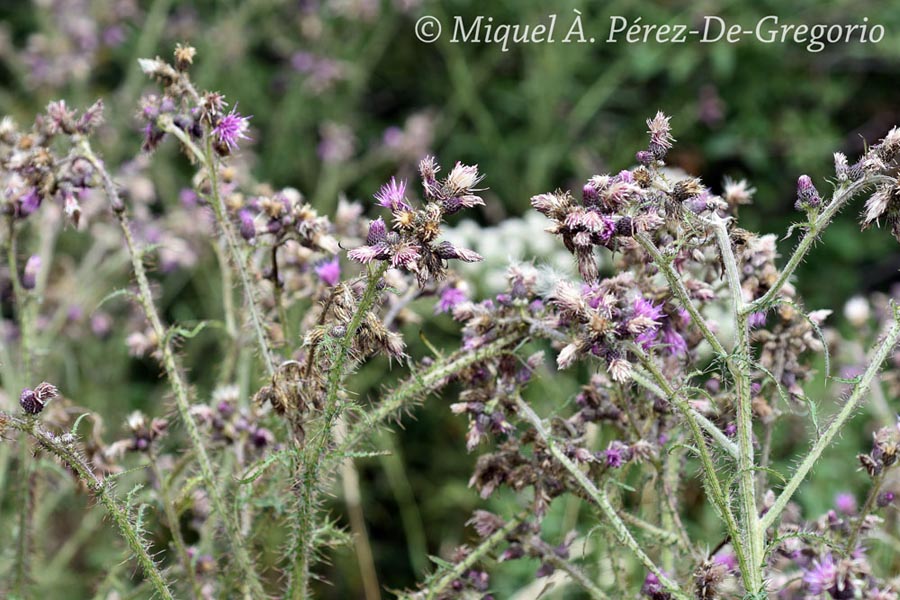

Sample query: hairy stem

[149,457,202,600]
[162,119,276,376]
[6,217,35,596]
[761,312,900,531]
[329,333,523,471]
[290,263,388,599]
[711,217,764,591]
[635,231,727,356]
[631,347,753,591]
[400,512,526,600]
[744,174,894,315]
[515,397,690,600]
[78,140,265,599]
[846,470,887,553]
[5,415,174,600]
[630,367,739,459]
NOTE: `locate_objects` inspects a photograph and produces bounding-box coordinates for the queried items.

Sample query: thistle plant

[3,45,900,600]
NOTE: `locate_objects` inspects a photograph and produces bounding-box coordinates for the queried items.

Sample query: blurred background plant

[2,0,900,598]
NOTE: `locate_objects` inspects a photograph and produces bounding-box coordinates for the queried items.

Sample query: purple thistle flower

[748,311,767,328]
[212,105,251,152]
[437,287,467,314]
[366,217,388,245]
[604,441,630,468]
[802,554,837,595]
[374,176,410,211]
[347,244,386,263]
[632,296,664,349]
[19,188,42,216]
[647,111,674,159]
[713,552,738,572]
[314,256,341,286]
[391,242,420,271]
[635,150,654,165]
[834,492,857,514]
[348,218,391,264]
[633,297,664,322]
[662,328,687,356]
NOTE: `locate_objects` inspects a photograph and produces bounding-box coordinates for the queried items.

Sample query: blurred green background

[2,0,900,597]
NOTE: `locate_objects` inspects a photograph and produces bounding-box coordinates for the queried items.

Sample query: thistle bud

[20,382,59,415]
[795,175,821,211]
[22,255,41,290]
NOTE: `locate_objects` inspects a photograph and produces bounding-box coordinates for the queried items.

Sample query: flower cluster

[348,158,484,284]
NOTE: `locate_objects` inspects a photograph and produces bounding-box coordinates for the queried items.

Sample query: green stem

[6,416,174,600]
[515,397,690,600]
[399,513,526,600]
[760,312,900,532]
[328,333,523,471]
[744,174,894,315]
[846,470,886,553]
[711,217,764,591]
[617,509,682,548]
[290,263,388,600]
[6,217,35,597]
[631,347,753,592]
[150,457,202,600]
[78,140,265,599]
[162,119,276,376]
[630,367,739,459]
[634,232,727,356]
[539,552,609,600]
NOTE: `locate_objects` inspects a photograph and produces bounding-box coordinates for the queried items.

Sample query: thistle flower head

[349,164,483,284]
[796,174,822,211]
[212,105,251,153]
[646,111,675,159]
[374,176,410,211]
[802,554,837,595]
[314,256,341,286]
[436,286,468,314]
[446,162,483,194]
[20,382,59,415]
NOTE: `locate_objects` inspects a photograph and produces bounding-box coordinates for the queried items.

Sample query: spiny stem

[329,333,523,471]
[635,231,727,356]
[290,263,388,600]
[846,470,887,553]
[536,551,609,600]
[78,140,265,599]
[761,312,900,531]
[744,174,894,315]
[5,415,175,600]
[630,346,753,592]
[162,119,276,376]
[149,457,202,600]
[398,512,527,600]
[515,396,690,600]
[204,136,277,376]
[617,508,682,548]
[630,367,739,459]
[711,217,764,591]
